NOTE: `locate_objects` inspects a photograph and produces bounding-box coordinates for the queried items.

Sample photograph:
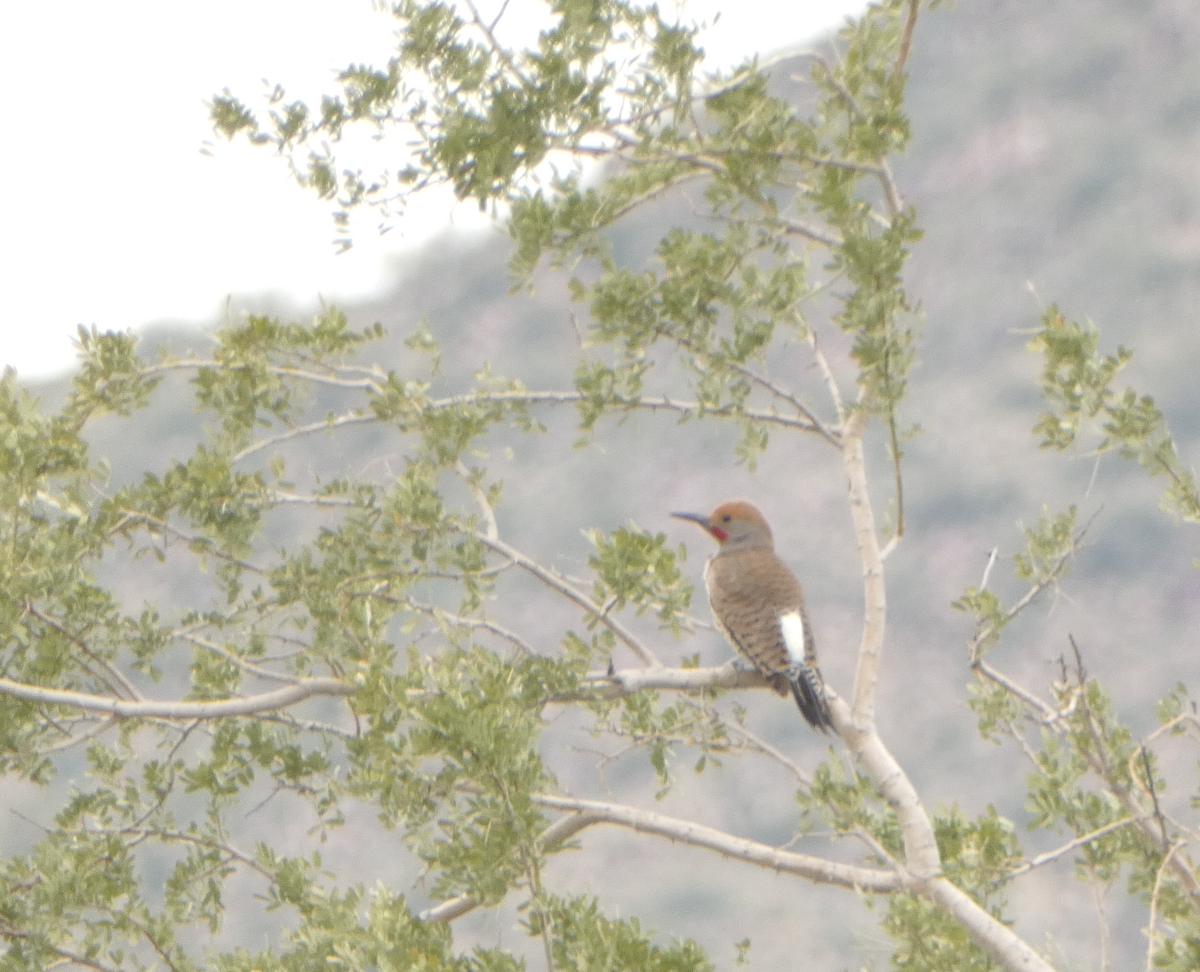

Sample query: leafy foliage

[2,2,1199,971]
[1029,306,1200,522]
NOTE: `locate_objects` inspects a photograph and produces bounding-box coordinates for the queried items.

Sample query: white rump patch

[779,611,806,665]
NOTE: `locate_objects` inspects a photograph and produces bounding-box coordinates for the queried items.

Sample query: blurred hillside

[16,1,1200,969]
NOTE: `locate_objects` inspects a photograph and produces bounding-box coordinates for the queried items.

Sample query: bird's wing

[705,551,806,685]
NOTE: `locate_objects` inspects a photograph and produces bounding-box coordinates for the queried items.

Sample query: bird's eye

[721,514,731,522]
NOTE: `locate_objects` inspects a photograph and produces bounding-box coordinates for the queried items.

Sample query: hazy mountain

[16,1,1200,968]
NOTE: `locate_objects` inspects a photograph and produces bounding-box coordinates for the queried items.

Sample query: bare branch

[973,660,1060,723]
[996,816,1141,884]
[178,631,307,686]
[530,792,904,892]
[142,359,382,392]
[268,489,358,508]
[232,413,378,463]
[425,388,831,436]
[781,216,843,248]
[842,410,887,727]
[408,599,539,656]
[0,676,352,719]
[979,546,1000,592]
[1088,863,1112,972]
[23,603,143,703]
[572,662,770,698]
[1146,841,1187,972]
[892,0,920,80]
[419,893,480,924]
[455,458,498,542]
[468,530,663,667]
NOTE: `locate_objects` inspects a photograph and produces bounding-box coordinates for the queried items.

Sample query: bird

[672,500,834,732]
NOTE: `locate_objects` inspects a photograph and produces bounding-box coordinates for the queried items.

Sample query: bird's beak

[670,511,711,531]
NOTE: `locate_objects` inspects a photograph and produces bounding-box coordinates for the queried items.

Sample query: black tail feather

[788,666,834,733]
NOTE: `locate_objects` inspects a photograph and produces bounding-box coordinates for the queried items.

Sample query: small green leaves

[953,506,1079,661]
[952,586,1005,658]
[1030,306,1200,522]
[583,523,692,631]
[527,894,715,972]
[1029,306,1131,450]
[1013,505,1077,585]
[68,326,161,422]
[802,753,902,857]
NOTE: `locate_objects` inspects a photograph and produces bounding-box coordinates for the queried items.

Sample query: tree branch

[892,0,920,81]
[842,409,886,727]
[232,412,378,463]
[996,816,1141,884]
[468,530,663,667]
[571,662,771,698]
[926,876,1056,972]
[0,676,352,719]
[530,793,902,892]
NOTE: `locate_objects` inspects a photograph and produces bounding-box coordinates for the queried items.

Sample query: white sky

[0,0,867,380]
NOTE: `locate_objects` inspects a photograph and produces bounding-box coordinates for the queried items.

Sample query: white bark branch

[926,876,1055,972]
[842,409,886,728]
[0,676,352,719]
[530,792,903,891]
[575,662,770,697]
[831,697,940,882]
[833,408,1055,971]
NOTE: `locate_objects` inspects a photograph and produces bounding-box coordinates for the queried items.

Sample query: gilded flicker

[672,500,833,732]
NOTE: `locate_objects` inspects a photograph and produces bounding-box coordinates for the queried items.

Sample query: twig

[1146,842,1186,972]
[178,632,306,685]
[724,719,813,787]
[673,333,840,448]
[996,816,1140,884]
[34,715,118,754]
[892,0,920,81]
[408,599,539,656]
[1138,746,1171,850]
[462,0,531,88]
[979,547,1000,592]
[972,660,1059,723]
[232,413,377,463]
[966,512,1097,661]
[468,530,662,667]
[808,326,845,428]
[141,359,382,392]
[1087,863,1112,972]
[23,604,143,702]
[455,458,498,541]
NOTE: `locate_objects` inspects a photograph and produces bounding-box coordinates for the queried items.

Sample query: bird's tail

[787,665,834,732]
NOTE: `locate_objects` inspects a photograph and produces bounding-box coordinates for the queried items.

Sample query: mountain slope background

[12,1,1200,969]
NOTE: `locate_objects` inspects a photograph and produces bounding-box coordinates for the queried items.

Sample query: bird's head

[671,500,774,552]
